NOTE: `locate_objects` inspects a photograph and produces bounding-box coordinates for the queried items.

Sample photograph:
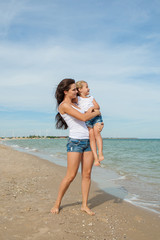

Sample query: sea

[2,138,160,215]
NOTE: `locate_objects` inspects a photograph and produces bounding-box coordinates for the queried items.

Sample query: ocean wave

[125,195,160,215]
[106,175,127,182]
[115,175,126,180]
[11,144,20,148]
[30,148,38,152]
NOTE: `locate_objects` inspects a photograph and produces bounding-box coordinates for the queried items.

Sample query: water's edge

[1,140,159,216]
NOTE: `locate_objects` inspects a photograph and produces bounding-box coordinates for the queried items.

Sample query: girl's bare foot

[99,154,104,162]
[81,206,95,216]
[51,205,59,214]
[94,161,100,166]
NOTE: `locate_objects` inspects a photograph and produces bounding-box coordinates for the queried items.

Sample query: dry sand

[0,144,159,240]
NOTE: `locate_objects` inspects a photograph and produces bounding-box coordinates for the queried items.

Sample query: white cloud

[0,40,160,122]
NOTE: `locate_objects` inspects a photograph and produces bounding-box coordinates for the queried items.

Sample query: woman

[51,78,101,215]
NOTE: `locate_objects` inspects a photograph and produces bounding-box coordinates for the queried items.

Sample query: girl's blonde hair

[76,80,87,89]
[76,81,87,96]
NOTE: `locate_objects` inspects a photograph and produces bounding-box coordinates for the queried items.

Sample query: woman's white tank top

[60,105,89,139]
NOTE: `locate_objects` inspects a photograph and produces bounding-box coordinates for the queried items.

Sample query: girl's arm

[59,103,100,122]
[92,98,100,110]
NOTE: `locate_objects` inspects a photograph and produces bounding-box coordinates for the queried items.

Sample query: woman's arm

[60,103,100,122]
[92,98,100,110]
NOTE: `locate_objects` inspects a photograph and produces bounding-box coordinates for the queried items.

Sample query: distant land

[1,136,159,141]
[0,135,139,140]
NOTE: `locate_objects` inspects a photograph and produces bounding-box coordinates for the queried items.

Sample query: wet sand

[0,144,159,240]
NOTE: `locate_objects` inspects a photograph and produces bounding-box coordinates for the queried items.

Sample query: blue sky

[0,0,160,138]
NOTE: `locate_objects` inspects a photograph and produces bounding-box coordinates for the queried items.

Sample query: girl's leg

[51,152,82,214]
[94,123,104,162]
[81,151,95,215]
[88,128,100,166]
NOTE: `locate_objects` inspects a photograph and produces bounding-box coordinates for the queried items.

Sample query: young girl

[76,81,104,166]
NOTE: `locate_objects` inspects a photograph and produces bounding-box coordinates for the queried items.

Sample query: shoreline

[0,144,160,240]
[1,139,160,215]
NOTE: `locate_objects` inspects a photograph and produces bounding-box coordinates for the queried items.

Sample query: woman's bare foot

[98,155,104,162]
[81,206,95,216]
[51,205,59,214]
[94,161,100,166]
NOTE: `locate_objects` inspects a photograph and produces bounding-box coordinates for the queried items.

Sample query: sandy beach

[0,144,159,240]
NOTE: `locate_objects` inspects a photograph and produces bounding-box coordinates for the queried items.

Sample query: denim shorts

[85,115,103,128]
[67,138,91,153]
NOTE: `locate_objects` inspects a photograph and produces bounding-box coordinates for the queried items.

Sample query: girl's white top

[60,105,89,139]
[77,96,94,112]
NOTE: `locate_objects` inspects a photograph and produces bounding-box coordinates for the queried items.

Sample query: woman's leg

[81,151,95,215]
[51,152,82,214]
[94,123,104,162]
[88,128,100,166]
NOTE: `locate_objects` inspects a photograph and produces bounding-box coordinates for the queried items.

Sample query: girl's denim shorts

[67,138,91,153]
[85,115,103,128]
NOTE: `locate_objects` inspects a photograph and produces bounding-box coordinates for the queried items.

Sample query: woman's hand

[94,109,101,116]
[87,107,95,113]
[96,122,104,132]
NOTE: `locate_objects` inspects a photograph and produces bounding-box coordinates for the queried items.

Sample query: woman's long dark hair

[55,78,75,129]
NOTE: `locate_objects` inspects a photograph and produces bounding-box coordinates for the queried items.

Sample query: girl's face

[80,82,90,96]
[65,83,78,99]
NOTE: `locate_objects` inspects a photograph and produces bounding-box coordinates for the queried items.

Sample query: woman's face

[66,83,78,99]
